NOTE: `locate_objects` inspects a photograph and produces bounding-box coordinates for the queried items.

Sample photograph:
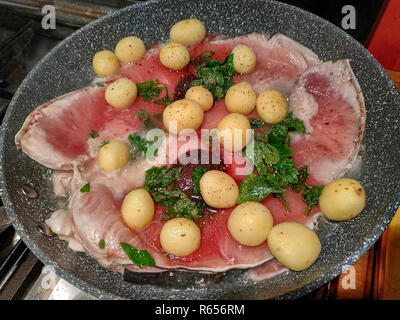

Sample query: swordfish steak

[15,32,365,273]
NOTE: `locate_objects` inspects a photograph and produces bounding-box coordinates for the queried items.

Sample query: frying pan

[1,0,400,300]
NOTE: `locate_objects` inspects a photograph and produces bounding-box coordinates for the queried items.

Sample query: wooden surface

[328,69,400,300]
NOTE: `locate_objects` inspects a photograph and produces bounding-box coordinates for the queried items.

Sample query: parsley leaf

[137,79,172,106]
[80,183,90,193]
[191,51,215,68]
[89,130,99,139]
[191,52,235,100]
[145,166,182,191]
[100,140,109,147]
[303,185,324,216]
[98,239,105,249]
[95,82,105,87]
[237,174,275,204]
[192,166,208,195]
[291,166,309,193]
[128,133,160,160]
[120,242,155,268]
[135,110,149,121]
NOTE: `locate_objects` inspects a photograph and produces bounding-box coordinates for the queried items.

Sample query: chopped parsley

[89,130,99,139]
[120,242,155,268]
[191,52,235,100]
[134,109,149,121]
[80,183,90,193]
[191,51,214,68]
[192,166,208,195]
[128,133,160,160]
[95,82,105,87]
[100,140,109,147]
[302,185,324,216]
[98,239,105,249]
[137,79,172,106]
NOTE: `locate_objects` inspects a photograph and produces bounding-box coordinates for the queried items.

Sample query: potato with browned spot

[217,113,251,152]
[92,50,120,77]
[200,170,239,208]
[121,189,154,231]
[160,217,201,256]
[105,78,137,109]
[159,42,190,70]
[228,202,274,246]
[267,222,321,271]
[170,19,206,46]
[225,81,257,115]
[185,86,214,111]
[319,178,366,221]
[115,36,146,64]
[232,44,256,74]
[162,98,204,134]
[256,89,288,124]
[99,140,130,172]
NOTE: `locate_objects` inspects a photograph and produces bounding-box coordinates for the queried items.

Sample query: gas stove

[0,0,390,300]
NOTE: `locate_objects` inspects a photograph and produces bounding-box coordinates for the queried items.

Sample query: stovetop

[0,0,388,300]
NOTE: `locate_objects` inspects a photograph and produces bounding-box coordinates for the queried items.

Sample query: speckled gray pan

[1,0,400,300]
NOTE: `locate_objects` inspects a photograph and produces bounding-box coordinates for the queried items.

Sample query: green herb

[100,140,109,147]
[274,192,290,211]
[302,185,324,216]
[191,52,235,100]
[120,242,155,268]
[95,82,105,87]
[98,239,105,249]
[152,113,163,121]
[128,133,160,160]
[191,51,215,68]
[137,79,172,106]
[249,119,264,129]
[192,166,208,195]
[80,183,90,193]
[237,174,275,204]
[135,110,149,121]
[332,58,339,63]
[145,166,182,191]
[89,130,99,139]
[291,166,309,193]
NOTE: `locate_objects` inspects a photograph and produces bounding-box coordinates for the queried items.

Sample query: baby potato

[159,42,190,70]
[232,44,256,74]
[105,78,137,109]
[185,86,214,111]
[92,50,120,77]
[217,113,251,152]
[162,98,204,134]
[115,36,146,64]
[170,18,206,46]
[99,140,130,172]
[319,178,366,221]
[228,202,274,246]
[268,222,321,271]
[200,170,239,208]
[225,81,257,115]
[256,89,288,124]
[121,189,154,231]
[160,217,201,256]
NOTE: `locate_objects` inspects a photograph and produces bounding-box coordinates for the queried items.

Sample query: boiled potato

[256,89,288,124]
[232,44,256,74]
[162,98,204,134]
[228,202,274,246]
[185,86,214,111]
[159,42,190,70]
[99,140,130,172]
[105,78,137,109]
[225,81,257,115]
[115,36,146,64]
[92,50,120,77]
[268,222,321,271]
[200,170,239,208]
[319,178,366,221]
[170,19,206,46]
[160,217,201,256]
[217,113,251,151]
[121,189,154,230]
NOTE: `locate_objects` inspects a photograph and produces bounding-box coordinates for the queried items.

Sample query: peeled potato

[319,178,366,221]
[105,78,137,109]
[185,86,214,111]
[200,170,239,208]
[115,36,146,64]
[217,113,251,152]
[121,189,154,230]
[256,89,288,125]
[268,222,321,271]
[225,81,257,115]
[232,44,256,74]
[228,202,274,246]
[170,19,206,46]
[162,98,204,134]
[99,140,130,172]
[160,217,201,256]
[159,42,190,70]
[92,50,120,77]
